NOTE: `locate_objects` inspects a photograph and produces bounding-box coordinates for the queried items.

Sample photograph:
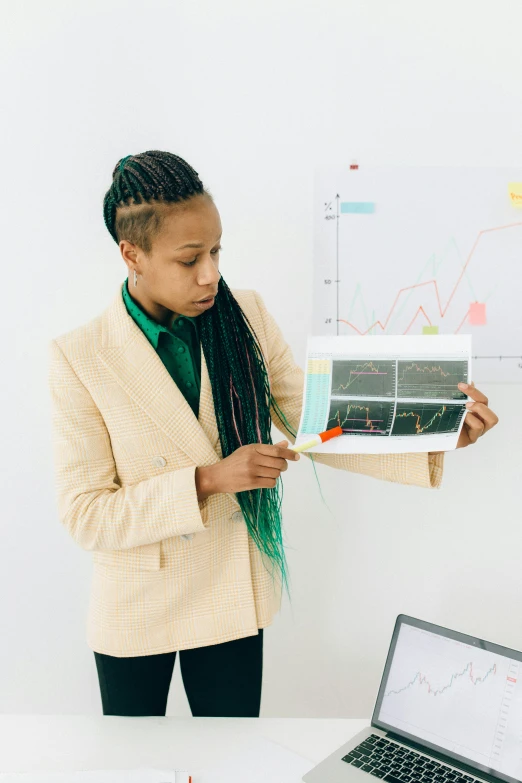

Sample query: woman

[48,150,499,718]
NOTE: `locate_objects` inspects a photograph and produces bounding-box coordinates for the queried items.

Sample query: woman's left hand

[456,381,499,448]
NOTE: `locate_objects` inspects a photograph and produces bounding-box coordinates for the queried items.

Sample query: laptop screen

[372,616,522,783]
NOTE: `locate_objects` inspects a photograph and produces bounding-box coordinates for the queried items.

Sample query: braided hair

[103,150,294,593]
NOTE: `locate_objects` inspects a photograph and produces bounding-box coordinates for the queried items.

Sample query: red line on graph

[404,306,432,334]
[337,221,522,335]
[454,308,471,335]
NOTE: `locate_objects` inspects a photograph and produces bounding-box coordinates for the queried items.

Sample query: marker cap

[318,425,343,443]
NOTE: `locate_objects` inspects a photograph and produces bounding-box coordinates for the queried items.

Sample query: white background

[1,0,520,717]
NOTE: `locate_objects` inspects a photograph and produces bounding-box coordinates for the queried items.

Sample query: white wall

[1,0,521,717]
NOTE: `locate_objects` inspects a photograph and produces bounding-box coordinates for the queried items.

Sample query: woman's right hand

[195,440,300,501]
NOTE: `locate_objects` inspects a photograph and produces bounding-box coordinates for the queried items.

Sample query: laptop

[303,614,522,783]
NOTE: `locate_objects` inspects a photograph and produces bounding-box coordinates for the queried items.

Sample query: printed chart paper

[295,334,471,454]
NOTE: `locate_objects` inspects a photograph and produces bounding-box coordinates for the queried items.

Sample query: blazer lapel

[97,283,221,469]
[198,345,222,456]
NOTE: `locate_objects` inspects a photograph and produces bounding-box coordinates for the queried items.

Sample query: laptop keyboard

[342,734,478,783]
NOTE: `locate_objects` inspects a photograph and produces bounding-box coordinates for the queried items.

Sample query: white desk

[0,715,368,780]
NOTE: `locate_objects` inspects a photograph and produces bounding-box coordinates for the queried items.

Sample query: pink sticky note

[468,302,487,326]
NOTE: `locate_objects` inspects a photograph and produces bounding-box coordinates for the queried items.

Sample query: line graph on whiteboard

[313,166,522,382]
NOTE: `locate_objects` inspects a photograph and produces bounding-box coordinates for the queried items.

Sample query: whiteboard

[313,166,522,383]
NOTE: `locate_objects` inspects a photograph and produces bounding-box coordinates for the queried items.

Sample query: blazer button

[152,456,167,467]
[231,511,243,523]
[181,533,193,541]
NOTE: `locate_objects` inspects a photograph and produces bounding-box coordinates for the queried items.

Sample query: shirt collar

[122,278,199,349]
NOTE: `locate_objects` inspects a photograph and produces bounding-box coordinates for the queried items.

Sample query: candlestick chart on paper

[296,335,471,454]
[391,402,465,436]
[327,400,395,436]
[313,166,522,382]
[397,360,468,400]
[331,359,396,397]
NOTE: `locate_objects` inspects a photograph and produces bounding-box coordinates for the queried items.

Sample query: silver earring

[133,270,138,287]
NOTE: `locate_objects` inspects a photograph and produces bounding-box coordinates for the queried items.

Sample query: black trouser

[94,629,263,717]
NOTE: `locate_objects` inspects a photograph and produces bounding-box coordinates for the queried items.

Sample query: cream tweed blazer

[48,283,444,657]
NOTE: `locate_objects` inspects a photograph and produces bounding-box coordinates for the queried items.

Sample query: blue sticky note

[341,202,375,214]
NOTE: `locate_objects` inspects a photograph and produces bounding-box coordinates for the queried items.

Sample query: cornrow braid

[103,151,206,251]
[103,150,292,593]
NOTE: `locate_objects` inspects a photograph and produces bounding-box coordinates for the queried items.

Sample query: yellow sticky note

[508,182,522,207]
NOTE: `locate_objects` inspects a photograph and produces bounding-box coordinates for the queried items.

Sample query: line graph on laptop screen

[377,624,522,779]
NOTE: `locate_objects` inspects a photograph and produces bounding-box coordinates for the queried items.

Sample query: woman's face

[120,194,222,325]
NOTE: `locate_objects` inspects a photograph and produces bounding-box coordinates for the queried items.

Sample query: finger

[458,382,488,405]
[464,402,499,432]
[254,466,283,480]
[255,443,300,461]
[255,455,289,472]
[255,478,278,489]
[463,411,485,443]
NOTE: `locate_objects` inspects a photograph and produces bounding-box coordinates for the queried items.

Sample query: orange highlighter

[290,425,343,453]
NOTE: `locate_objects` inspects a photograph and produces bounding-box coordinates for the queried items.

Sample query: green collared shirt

[122,278,201,417]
